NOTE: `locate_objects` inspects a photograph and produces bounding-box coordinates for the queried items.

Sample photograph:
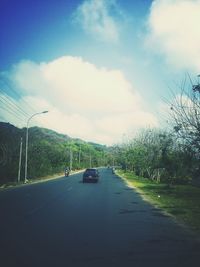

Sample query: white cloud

[12,57,140,115]
[147,0,200,72]
[5,56,157,145]
[73,0,122,43]
[95,112,158,143]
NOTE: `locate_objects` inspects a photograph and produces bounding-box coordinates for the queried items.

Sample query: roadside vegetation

[0,123,109,186]
[117,170,200,234]
[112,76,200,186]
[112,76,200,233]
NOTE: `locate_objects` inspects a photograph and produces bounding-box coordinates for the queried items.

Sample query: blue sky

[0,0,200,144]
[0,0,151,67]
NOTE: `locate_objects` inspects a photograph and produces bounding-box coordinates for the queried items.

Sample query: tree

[166,75,200,182]
[167,75,200,153]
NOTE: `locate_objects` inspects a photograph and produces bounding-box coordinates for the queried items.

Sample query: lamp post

[69,146,73,171]
[78,145,81,166]
[24,111,48,183]
[18,137,23,182]
[89,152,92,168]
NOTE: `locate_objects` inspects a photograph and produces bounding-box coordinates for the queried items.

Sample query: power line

[0,90,30,118]
[0,104,25,123]
[0,75,38,114]
[0,75,48,128]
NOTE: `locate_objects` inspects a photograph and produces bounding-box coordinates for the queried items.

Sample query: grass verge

[0,172,63,189]
[117,170,200,235]
[0,170,83,190]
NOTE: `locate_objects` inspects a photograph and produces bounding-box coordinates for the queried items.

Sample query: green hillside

[0,122,109,185]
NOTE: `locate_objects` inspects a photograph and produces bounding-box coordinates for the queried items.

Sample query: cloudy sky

[0,0,200,145]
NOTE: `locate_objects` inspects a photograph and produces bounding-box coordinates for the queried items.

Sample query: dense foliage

[112,77,200,185]
[0,123,108,184]
[1,77,199,186]
[112,129,199,184]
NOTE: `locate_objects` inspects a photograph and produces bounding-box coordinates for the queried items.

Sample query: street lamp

[24,111,48,183]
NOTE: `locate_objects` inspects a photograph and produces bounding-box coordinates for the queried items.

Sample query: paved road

[0,168,199,267]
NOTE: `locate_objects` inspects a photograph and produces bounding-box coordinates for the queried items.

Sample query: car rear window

[85,169,97,174]
[85,170,97,173]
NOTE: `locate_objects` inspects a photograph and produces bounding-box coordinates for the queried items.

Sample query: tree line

[0,123,108,185]
[1,75,199,186]
[112,76,200,185]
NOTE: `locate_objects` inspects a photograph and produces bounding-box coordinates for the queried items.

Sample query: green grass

[0,171,66,189]
[117,170,200,234]
[0,169,84,189]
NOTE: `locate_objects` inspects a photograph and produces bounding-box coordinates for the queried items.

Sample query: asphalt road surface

[0,168,199,267]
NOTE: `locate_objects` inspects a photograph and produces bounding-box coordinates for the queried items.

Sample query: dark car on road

[83,168,99,183]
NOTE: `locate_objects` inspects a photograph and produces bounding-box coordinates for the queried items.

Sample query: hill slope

[0,122,108,184]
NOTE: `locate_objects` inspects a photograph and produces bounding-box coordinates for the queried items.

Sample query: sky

[0,0,200,145]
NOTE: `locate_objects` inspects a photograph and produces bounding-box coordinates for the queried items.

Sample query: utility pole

[69,146,73,171]
[102,153,106,167]
[78,145,81,166]
[18,137,23,182]
[89,152,92,168]
[112,158,115,167]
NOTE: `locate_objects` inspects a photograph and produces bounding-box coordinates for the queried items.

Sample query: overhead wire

[0,74,49,129]
[0,75,38,115]
[0,97,46,129]
[0,97,26,121]
[0,74,43,127]
[0,89,30,118]
[0,107,25,126]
